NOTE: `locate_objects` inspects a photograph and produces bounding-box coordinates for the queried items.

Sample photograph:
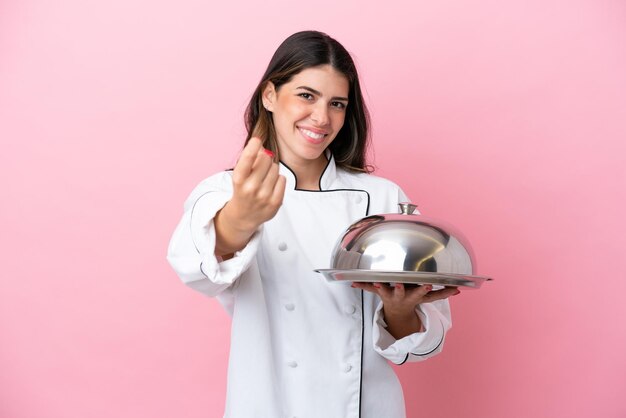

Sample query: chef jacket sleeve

[166,172,262,297]
[371,299,452,364]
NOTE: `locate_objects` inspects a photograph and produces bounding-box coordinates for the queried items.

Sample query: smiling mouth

[298,127,328,144]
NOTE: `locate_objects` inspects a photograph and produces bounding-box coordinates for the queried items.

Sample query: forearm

[214,202,258,257]
[382,306,423,340]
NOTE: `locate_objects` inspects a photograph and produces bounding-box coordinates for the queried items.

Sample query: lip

[297,127,329,145]
[297,125,329,135]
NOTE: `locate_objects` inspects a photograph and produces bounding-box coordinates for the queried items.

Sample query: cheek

[290,101,310,119]
[278,99,308,123]
[331,112,347,129]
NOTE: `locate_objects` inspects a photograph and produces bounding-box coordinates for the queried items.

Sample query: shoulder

[194,170,234,191]
[183,170,234,208]
[335,169,410,214]
[336,169,403,193]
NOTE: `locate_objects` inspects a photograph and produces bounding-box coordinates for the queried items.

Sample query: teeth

[300,128,326,140]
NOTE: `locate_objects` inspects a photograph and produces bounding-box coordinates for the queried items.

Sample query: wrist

[214,202,259,257]
[382,306,423,338]
[221,201,260,236]
[382,306,419,322]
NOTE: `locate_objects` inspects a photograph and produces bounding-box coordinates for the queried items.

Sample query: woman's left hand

[351,282,459,339]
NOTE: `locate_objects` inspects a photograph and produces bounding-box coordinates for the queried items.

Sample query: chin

[300,146,328,161]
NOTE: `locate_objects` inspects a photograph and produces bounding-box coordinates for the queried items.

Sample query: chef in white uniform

[167,31,458,418]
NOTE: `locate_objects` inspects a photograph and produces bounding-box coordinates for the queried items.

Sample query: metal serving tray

[315,269,493,289]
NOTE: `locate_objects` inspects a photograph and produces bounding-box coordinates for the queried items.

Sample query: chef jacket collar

[279,149,337,191]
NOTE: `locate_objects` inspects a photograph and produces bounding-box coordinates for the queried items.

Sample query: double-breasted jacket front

[167,154,452,418]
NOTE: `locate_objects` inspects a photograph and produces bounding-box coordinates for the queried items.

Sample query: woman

[167,30,458,418]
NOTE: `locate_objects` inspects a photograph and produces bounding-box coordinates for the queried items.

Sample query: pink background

[1,0,625,417]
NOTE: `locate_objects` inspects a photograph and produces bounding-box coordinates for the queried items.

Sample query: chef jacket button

[344,304,356,315]
[278,242,288,251]
[287,361,298,368]
[343,364,352,373]
[284,303,295,311]
[355,195,363,204]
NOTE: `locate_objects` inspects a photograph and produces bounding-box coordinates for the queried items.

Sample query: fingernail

[351,283,356,288]
[263,149,274,158]
[373,283,381,288]
[454,290,461,295]
[395,283,403,289]
[424,285,433,291]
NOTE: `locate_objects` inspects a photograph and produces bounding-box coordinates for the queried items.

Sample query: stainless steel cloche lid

[316,203,493,288]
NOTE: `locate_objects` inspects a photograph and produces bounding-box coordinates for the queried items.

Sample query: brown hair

[244,30,372,173]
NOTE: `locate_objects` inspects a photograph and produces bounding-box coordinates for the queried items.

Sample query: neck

[283,154,328,191]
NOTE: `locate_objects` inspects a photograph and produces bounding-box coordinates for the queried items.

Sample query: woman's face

[263,64,349,167]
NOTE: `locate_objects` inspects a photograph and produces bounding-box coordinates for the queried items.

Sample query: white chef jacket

[167,153,452,418]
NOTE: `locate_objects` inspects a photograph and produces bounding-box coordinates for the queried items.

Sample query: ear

[262,81,277,112]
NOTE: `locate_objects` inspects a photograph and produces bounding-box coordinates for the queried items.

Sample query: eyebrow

[296,86,349,102]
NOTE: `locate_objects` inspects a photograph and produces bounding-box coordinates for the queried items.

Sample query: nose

[310,102,330,126]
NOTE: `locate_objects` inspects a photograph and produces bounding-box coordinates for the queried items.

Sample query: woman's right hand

[214,137,286,257]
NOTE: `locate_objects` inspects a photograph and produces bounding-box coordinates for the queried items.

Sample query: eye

[331,101,347,110]
[298,93,314,100]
